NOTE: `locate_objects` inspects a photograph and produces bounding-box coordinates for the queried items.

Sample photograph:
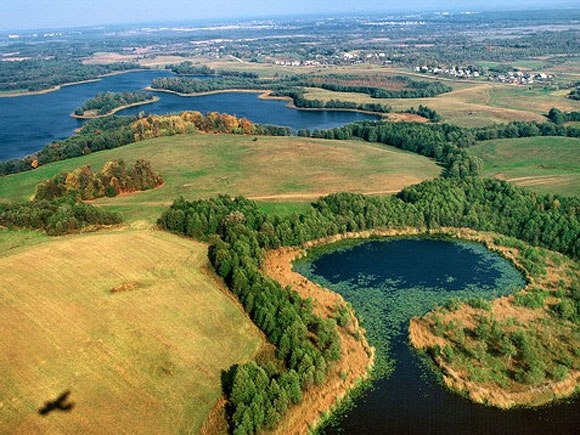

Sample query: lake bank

[147,86,394,118]
[254,227,578,433]
[261,246,375,434]
[0,69,149,98]
[1,70,379,162]
[408,229,580,409]
[70,96,160,119]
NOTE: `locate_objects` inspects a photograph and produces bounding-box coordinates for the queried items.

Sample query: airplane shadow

[38,390,75,416]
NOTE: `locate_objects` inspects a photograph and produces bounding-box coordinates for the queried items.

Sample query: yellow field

[0,229,262,434]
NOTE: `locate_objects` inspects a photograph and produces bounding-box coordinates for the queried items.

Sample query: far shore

[70,96,160,119]
[0,69,150,98]
[146,86,392,118]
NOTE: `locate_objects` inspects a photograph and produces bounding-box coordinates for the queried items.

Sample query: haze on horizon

[2,0,577,31]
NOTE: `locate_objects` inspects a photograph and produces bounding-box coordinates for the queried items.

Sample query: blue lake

[0,70,379,161]
[294,238,579,435]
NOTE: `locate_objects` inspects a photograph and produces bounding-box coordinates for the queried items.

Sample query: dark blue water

[295,238,579,435]
[0,70,379,161]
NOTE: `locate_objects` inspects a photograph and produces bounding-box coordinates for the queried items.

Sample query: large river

[0,70,379,161]
[294,238,579,435]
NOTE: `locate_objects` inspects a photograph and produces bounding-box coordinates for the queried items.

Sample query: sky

[1,0,576,31]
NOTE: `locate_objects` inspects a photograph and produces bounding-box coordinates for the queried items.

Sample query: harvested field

[0,229,262,434]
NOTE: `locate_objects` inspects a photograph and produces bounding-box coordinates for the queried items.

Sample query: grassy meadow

[0,229,262,434]
[471,136,580,197]
[303,81,579,127]
[0,133,441,223]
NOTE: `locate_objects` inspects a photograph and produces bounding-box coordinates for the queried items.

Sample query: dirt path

[248,190,399,201]
[505,175,570,186]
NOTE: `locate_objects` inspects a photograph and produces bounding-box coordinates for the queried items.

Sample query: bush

[514,291,546,309]
[467,297,492,311]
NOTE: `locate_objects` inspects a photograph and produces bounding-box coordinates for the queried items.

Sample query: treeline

[568,89,580,101]
[405,105,441,122]
[306,76,453,98]
[472,119,580,140]
[158,196,341,433]
[0,197,122,236]
[151,76,266,94]
[158,176,579,432]
[34,159,163,201]
[0,59,141,92]
[151,73,451,102]
[0,113,290,176]
[269,88,392,113]
[0,116,136,176]
[546,107,580,125]
[298,121,482,177]
[131,112,291,141]
[166,61,259,78]
[73,91,155,117]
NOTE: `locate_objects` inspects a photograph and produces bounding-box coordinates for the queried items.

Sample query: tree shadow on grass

[38,390,75,416]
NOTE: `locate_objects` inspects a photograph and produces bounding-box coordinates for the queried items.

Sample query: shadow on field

[38,390,75,416]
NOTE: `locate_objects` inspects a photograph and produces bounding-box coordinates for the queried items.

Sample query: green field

[471,136,580,197]
[0,133,441,223]
[0,229,262,434]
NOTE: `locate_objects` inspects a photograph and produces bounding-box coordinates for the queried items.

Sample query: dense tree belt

[73,91,156,117]
[152,71,452,98]
[158,177,579,433]
[299,118,580,176]
[268,88,393,113]
[545,108,580,125]
[34,159,163,201]
[0,59,141,93]
[166,62,259,78]
[0,197,122,236]
[303,73,453,98]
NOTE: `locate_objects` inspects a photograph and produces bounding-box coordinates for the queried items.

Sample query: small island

[72,91,158,119]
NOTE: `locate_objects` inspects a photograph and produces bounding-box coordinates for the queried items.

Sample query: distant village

[414,65,555,85]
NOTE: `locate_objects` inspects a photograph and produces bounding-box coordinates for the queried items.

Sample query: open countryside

[0,2,579,434]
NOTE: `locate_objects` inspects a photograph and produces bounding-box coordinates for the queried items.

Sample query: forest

[0,59,141,92]
[73,91,156,117]
[158,175,579,433]
[34,159,163,201]
[0,197,121,236]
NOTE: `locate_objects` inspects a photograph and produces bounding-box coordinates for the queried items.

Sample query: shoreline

[259,227,429,433]
[220,227,580,433]
[0,69,149,98]
[406,228,580,409]
[70,96,160,119]
[147,86,390,118]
